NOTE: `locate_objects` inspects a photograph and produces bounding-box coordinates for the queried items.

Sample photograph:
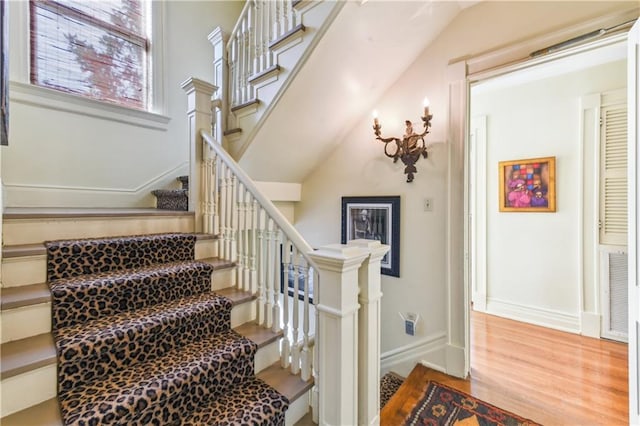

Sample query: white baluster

[300,259,312,380]
[280,239,291,368]
[243,191,252,292]
[225,166,233,261]
[289,249,301,374]
[236,183,245,290]
[265,0,274,68]
[257,207,266,326]
[272,226,282,334]
[201,140,210,234]
[219,164,228,260]
[285,0,293,33]
[212,154,219,237]
[250,198,258,294]
[230,175,238,265]
[265,218,275,328]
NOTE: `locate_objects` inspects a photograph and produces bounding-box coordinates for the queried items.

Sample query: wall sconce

[373,98,433,183]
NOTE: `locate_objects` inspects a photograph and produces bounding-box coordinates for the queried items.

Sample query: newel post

[348,239,389,425]
[208,27,229,148]
[181,78,216,233]
[307,244,369,426]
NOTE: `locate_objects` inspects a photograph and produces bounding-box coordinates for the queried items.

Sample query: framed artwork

[341,196,400,277]
[499,156,556,212]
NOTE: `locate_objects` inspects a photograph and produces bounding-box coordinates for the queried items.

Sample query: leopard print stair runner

[47,233,289,425]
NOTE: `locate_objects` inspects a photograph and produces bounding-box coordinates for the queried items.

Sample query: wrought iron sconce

[372,99,432,183]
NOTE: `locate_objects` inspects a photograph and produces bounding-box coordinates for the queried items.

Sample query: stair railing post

[347,239,390,426]
[307,244,368,426]
[181,78,216,234]
[208,28,229,150]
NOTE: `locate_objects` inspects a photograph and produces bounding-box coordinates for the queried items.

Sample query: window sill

[9,81,171,130]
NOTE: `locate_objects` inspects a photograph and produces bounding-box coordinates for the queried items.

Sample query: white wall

[295,1,636,376]
[3,1,243,207]
[471,60,627,332]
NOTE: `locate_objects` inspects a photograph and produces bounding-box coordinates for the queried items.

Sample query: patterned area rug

[380,371,405,408]
[406,381,540,426]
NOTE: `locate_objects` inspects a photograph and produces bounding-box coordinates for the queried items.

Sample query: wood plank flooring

[381,311,628,425]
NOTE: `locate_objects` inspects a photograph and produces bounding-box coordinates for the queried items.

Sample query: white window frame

[8,0,168,129]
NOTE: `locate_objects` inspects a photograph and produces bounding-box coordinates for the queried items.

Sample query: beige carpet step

[2,235,219,288]
[2,208,197,245]
[1,322,288,424]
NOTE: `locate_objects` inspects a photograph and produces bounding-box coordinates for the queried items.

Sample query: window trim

[8,0,168,128]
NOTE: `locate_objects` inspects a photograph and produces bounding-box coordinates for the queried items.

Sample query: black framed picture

[341,196,400,277]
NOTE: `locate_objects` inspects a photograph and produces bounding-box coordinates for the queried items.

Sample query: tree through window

[30,0,150,110]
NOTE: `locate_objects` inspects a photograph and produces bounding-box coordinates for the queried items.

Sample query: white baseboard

[580,312,602,338]
[487,298,580,333]
[380,332,447,378]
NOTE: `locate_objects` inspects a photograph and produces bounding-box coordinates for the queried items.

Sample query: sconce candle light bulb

[373,98,433,183]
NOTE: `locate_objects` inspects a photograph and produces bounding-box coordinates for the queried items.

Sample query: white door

[627,18,639,426]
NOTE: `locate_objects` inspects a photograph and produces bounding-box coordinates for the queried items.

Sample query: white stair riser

[1,303,51,344]
[230,300,256,328]
[285,389,311,426]
[0,365,57,418]
[3,216,195,245]
[195,239,218,259]
[2,240,218,288]
[212,268,235,290]
[2,256,46,288]
[254,339,280,374]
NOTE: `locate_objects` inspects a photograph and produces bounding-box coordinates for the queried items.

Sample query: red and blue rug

[406,381,540,426]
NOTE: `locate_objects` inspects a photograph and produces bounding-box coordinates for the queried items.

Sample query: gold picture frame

[499,156,556,212]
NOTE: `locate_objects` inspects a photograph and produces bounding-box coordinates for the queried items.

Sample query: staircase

[0,209,312,424]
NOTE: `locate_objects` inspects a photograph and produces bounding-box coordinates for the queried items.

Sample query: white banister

[348,239,390,426]
[308,244,369,426]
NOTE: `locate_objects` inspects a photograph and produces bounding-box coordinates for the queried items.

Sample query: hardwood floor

[381,311,628,425]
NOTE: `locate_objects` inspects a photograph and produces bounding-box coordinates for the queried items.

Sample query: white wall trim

[380,332,447,377]
[10,81,170,131]
[486,298,581,333]
[469,115,487,312]
[466,8,636,79]
[3,162,187,194]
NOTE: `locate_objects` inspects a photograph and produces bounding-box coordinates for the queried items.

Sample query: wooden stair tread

[201,257,235,270]
[1,282,51,310]
[3,207,194,219]
[235,321,283,348]
[216,286,257,305]
[1,333,56,379]
[257,362,313,402]
[1,398,63,426]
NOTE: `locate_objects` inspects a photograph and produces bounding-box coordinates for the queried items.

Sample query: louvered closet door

[601,103,628,246]
[599,95,628,341]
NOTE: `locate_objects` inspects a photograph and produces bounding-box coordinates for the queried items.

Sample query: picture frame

[341,196,400,277]
[499,156,556,212]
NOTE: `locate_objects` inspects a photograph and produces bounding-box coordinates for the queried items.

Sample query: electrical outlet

[423,198,433,212]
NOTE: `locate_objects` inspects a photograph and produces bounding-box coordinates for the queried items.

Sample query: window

[30,0,150,110]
